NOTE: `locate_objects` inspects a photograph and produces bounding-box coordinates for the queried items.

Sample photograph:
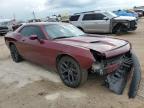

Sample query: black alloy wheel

[57,56,88,88]
[113,24,128,35]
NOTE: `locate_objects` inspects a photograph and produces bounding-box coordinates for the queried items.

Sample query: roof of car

[0,19,13,23]
[73,10,106,15]
[24,22,68,26]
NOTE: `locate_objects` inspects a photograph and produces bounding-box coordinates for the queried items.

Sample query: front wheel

[112,24,128,35]
[57,56,88,88]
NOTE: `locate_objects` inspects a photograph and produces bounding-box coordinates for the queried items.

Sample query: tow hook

[105,52,141,98]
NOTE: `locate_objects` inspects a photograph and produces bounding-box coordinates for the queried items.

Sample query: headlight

[123,22,129,26]
[90,49,105,62]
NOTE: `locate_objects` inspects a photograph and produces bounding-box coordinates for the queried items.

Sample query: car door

[17,25,48,64]
[16,26,33,59]
[82,13,110,33]
[27,26,53,65]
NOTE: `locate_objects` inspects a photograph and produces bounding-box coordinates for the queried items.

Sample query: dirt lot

[0,19,144,108]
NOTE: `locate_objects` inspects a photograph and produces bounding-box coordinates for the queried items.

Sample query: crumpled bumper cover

[104,52,141,98]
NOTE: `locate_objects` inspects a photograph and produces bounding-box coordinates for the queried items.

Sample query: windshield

[0,21,9,26]
[45,24,85,39]
[104,11,118,18]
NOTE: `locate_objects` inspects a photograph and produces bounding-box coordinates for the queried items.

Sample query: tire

[57,56,88,88]
[10,44,23,63]
[112,24,128,35]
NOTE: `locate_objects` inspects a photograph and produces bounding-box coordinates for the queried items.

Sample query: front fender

[56,46,95,70]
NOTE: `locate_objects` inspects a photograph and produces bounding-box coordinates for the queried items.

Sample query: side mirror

[29,35,38,40]
[103,17,109,20]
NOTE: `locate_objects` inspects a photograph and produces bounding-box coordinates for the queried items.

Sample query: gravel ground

[0,18,144,108]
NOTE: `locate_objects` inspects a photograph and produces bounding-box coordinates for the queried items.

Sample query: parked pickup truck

[69,10,137,34]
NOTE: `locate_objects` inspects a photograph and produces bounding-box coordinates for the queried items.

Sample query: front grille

[0,26,8,29]
[104,52,132,67]
[90,50,133,75]
[103,51,133,75]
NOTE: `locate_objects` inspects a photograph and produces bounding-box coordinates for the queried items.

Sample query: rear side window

[70,15,80,21]
[19,26,32,36]
[19,26,45,39]
[83,13,106,20]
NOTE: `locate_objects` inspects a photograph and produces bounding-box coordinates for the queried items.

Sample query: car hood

[55,35,129,53]
[114,16,136,21]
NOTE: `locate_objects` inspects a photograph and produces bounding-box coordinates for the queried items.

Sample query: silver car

[69,11,137,34]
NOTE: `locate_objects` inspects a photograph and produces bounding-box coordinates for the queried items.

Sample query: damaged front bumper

[91,51,141,98]
[105,52,141,98]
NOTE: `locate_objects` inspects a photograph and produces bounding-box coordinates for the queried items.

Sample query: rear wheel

[10,44,23,63]
[57,56,88,88]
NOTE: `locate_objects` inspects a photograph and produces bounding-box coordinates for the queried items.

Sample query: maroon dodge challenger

[5,22,141,98]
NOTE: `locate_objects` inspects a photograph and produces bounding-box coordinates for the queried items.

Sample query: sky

[0,0,144,20]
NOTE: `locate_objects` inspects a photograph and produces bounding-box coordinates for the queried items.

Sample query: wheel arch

[9,42,15,48]
[55,51,94,70]
[77,26,84,31]
[113,23,124,29]
[56,54,80,66]
[112,23,127,33]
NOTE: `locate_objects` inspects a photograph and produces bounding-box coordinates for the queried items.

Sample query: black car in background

[0,20,12,36]
[134,9,144,17]
[0,26,9,36]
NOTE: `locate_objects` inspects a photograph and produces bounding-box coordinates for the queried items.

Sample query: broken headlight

[90,49,105,75]
[92,62,105,75]
[90,49,105,62]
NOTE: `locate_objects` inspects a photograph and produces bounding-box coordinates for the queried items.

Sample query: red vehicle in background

[5,22,141,98]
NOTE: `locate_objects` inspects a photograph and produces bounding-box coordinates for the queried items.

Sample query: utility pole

[32,11,36,19]
[13,13,16,21]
